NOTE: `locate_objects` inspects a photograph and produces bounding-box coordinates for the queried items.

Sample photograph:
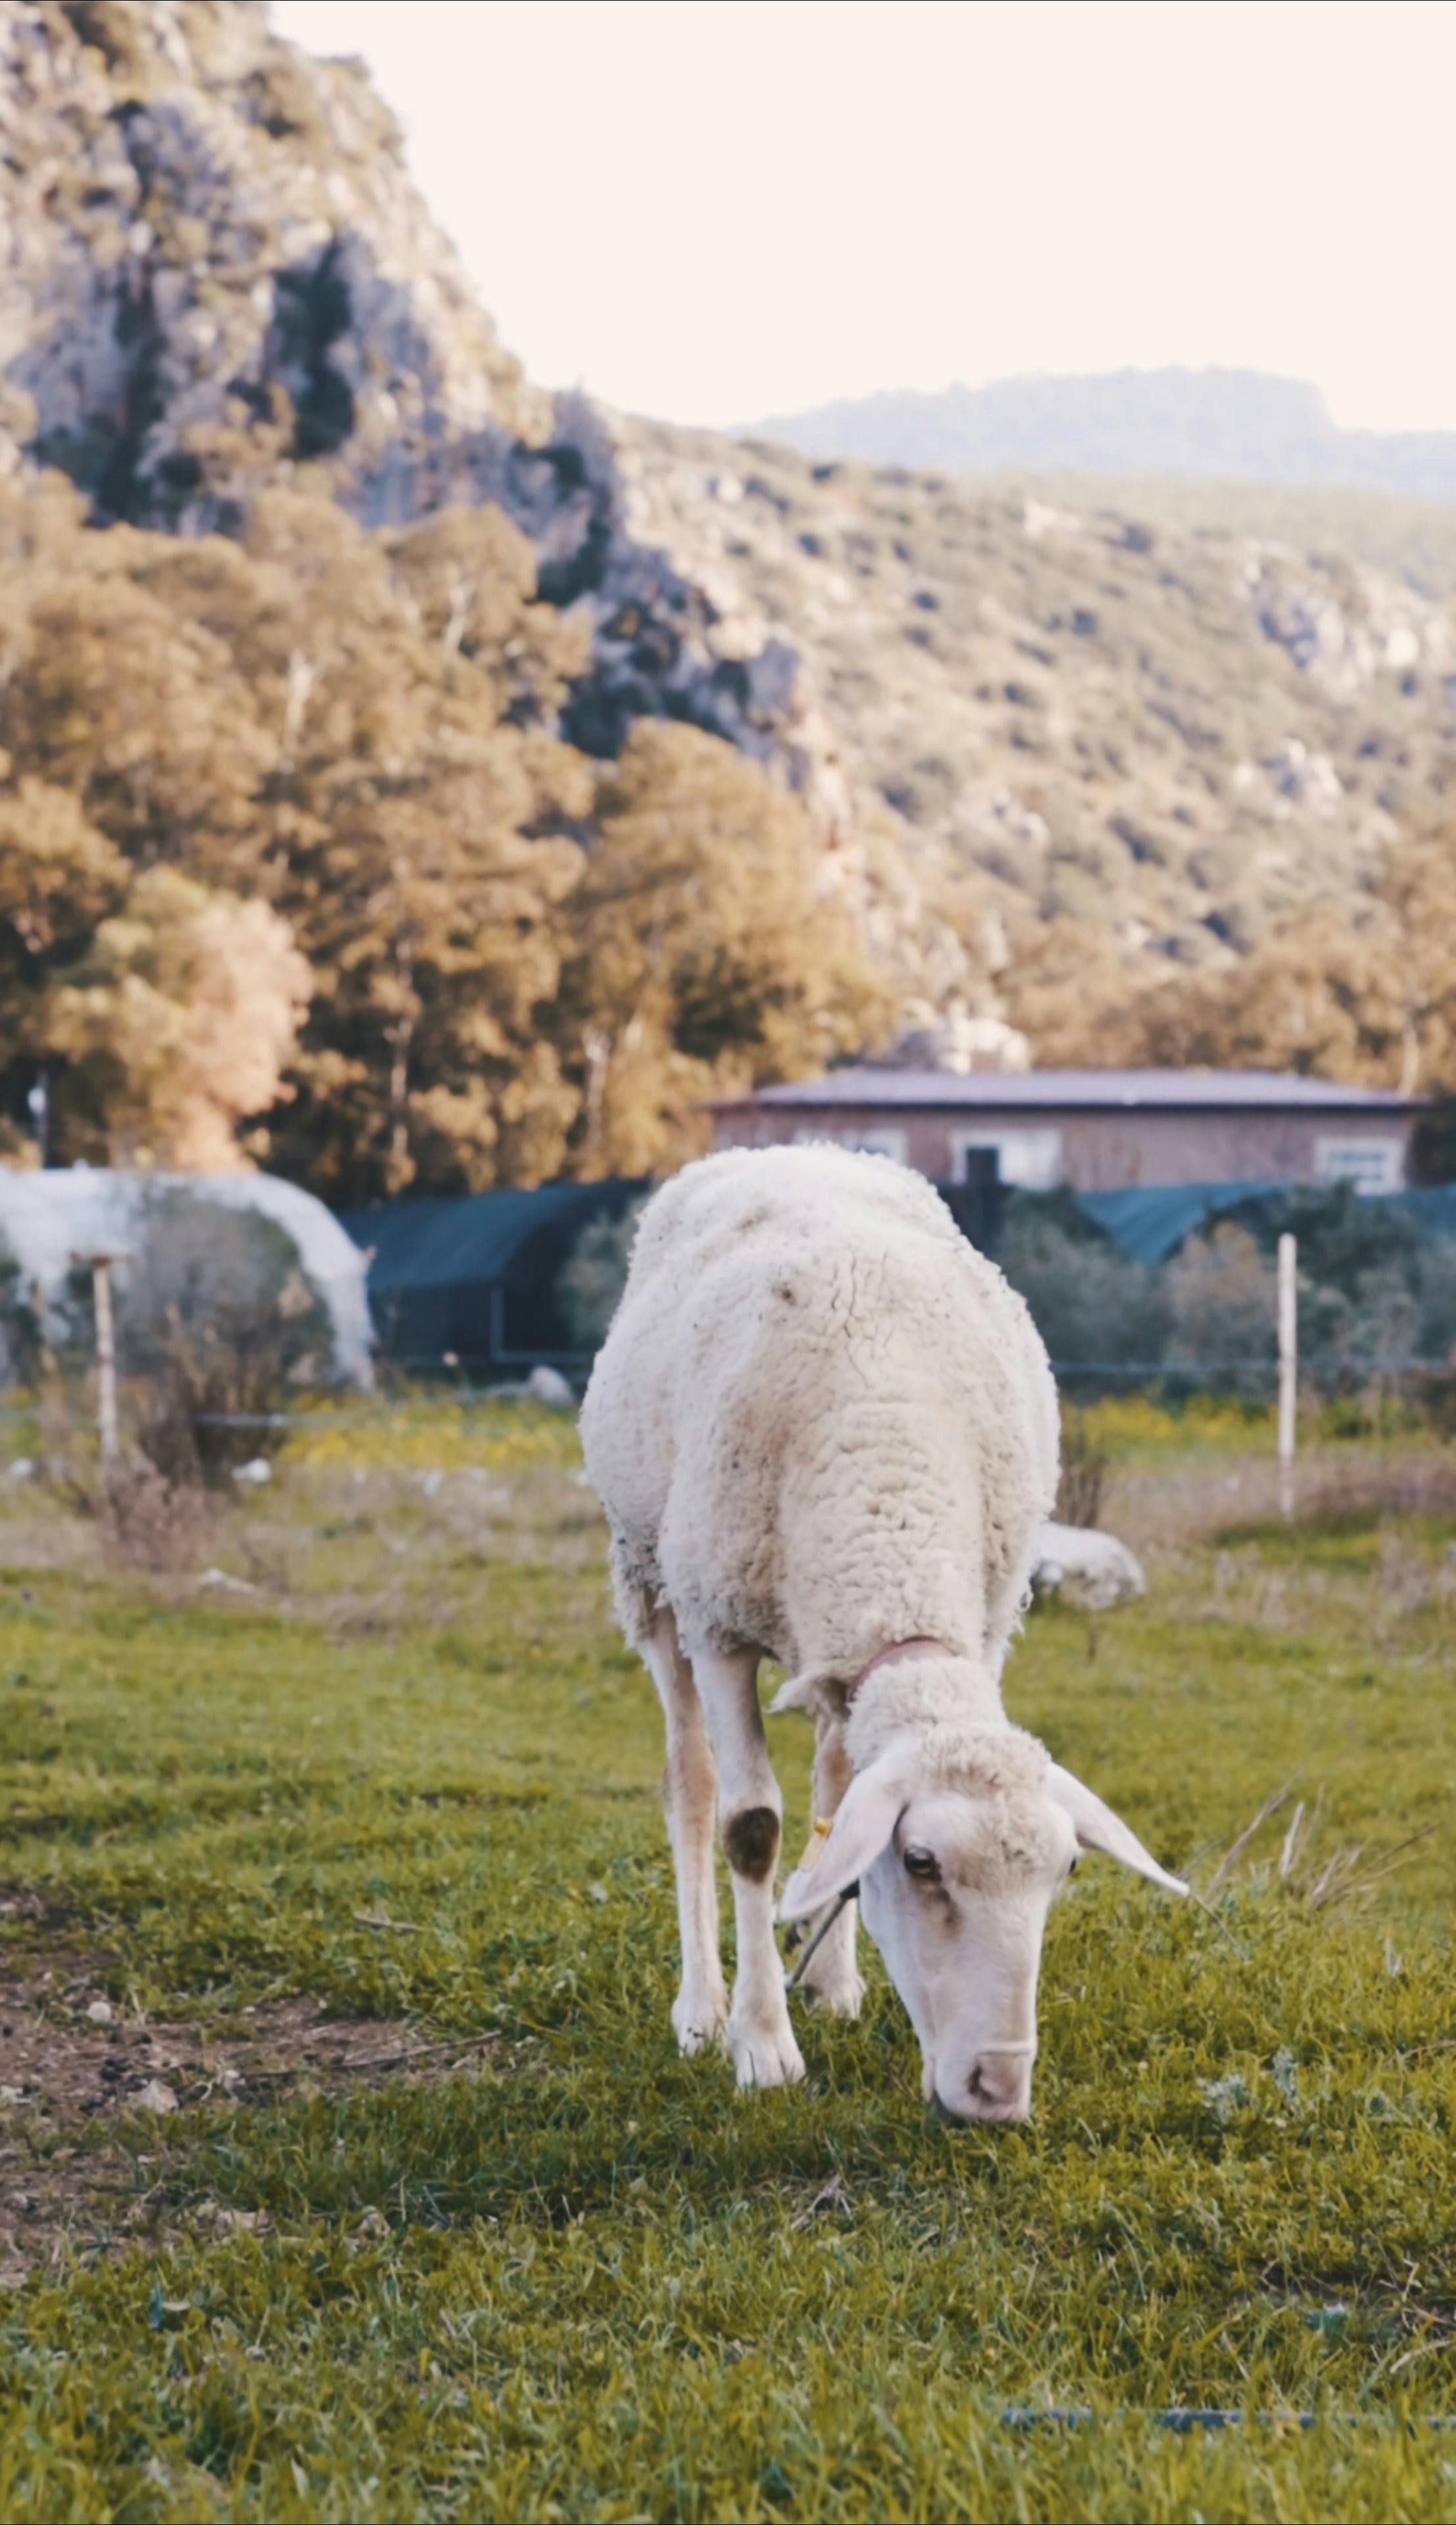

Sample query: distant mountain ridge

[747,369,1456,504]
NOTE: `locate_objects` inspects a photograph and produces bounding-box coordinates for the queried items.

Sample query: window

[949,1126,1062,1190]
[1315,1137,1403,1194]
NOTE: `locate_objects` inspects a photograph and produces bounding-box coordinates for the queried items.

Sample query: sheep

[579,1143,1186,2121]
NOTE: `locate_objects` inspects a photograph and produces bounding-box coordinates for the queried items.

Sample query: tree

[0,770,129,1154]
[1009,821,1456,1096]
[0,513,276,892]
[556,721,891,1177]
[243,492,593,1198]
[0,468,889,1191]
[385,503,588,723]
[998,915,1150,1069]
[44,865,312,1168]
[0,476,597,1190]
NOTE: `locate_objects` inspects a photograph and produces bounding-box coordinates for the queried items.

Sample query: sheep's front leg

[796,1710,866,2019]
[690,1643,805,2090]
[641,1612,727,2054]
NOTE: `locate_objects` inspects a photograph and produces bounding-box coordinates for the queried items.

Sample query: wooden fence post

[92,1254,119,1471]
[1277,1232,1297,1518]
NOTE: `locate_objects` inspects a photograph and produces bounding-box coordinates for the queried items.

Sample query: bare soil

[0,1946,498,2283]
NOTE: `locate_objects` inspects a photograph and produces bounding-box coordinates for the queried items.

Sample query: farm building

[339,1180,644,1373]
[709,1067,1426,1195]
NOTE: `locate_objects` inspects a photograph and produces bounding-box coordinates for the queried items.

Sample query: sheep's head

[780,1722,1186,2123]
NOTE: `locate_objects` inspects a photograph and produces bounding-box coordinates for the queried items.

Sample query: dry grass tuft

[1055,1407,1113,1529]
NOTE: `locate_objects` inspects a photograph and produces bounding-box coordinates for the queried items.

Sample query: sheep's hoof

[672,1986,728,2056]
[802,1963,866,2019]
[728,2012,806,2089]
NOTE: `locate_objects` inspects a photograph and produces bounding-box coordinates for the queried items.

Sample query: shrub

[1415,1236,1456,1368]
[998,1199,1165,1378]
[556,1200,646,1352]
[116,1193,331,1484]
[1250,1192,1456,1412]
[87,1455,209,1572]
[1259,1182,1421,1301]
[0,1232,43,1387]
[1163,1223,1277,1397]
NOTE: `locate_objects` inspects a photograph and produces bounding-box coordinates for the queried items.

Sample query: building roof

[713,1067,1421,1113]
[338,1180,644,1293]
[1083,1180,1456,1264]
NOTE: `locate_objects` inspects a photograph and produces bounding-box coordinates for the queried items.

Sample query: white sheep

[579,1143,1186,2120]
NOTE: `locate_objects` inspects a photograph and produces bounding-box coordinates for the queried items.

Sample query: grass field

[0,1400,1453,2523]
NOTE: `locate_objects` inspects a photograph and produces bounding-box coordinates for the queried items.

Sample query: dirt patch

[0,1961,501,2282]
[1,1973,498,2123]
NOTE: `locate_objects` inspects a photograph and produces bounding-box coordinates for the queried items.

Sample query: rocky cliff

[0,3,843,828]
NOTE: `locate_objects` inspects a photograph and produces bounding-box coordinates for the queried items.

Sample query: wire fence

[1050,1356,1456,1389]
[3,1354,1453,1434]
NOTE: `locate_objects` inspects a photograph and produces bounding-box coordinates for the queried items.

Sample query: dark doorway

[937,1146,1003,1252]
[959,1145,1002,1191]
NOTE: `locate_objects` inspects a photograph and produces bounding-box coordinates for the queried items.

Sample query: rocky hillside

[619,418,1456,1001]
[4,1,1455,1053]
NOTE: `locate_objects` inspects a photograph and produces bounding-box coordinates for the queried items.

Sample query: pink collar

[850,1635,956,1698]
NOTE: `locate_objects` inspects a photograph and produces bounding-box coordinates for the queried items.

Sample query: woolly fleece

[580,1143,1060,1714]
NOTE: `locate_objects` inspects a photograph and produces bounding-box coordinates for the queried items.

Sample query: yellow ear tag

[794,1816,834,1875]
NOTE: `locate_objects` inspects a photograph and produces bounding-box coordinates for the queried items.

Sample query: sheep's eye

[903,1844,939,1882]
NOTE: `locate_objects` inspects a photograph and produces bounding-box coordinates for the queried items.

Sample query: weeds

[1055,1406,1112,1527]
[46,1447,209,1572]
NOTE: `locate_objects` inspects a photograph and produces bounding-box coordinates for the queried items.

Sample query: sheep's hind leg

[641,1610,727,2054]
[690,1642,805,2090]
[796,1711,866,2019]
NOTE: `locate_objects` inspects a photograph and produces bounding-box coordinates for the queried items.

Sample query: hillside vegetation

[624,417,1456,1078]
[1007,473,1456,599]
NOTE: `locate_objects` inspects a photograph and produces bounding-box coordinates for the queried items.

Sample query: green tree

[242,493,592,1197]
[557,721,890,1177]
[1032,822,1456,1095]
[0,469,887,1191]
[45,864,312,1168]
[0,767,129,1155]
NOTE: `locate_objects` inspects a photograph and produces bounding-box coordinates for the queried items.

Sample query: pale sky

[270,0,1456,435]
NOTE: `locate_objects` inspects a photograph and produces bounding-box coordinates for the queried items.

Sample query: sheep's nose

[962,2052,1033,2123]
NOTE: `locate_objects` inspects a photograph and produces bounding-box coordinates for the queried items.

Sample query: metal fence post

[1277,1233,1297,1516]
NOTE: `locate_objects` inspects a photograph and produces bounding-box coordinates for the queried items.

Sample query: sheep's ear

[1048,1764,1188,1896]
[779,1751,905,1922]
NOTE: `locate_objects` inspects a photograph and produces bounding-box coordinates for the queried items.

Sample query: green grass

[0,1409,1453,2521]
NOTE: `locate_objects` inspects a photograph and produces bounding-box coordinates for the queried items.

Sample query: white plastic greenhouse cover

[0,1168,374,1387]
